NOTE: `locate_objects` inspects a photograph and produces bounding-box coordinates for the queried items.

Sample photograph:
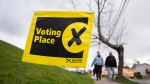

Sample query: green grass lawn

[0,40,94,84]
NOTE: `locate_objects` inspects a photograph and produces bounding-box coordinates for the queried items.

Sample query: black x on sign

[68,27,86,47]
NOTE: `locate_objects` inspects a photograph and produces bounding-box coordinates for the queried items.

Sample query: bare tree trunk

[117,45,124,76]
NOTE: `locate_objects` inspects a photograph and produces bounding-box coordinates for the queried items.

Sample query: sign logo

[66,58,82,63]
[22,11,94,68]
[62,22,89,53]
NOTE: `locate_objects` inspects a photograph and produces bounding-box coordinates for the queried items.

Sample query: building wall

[134,64,150,77]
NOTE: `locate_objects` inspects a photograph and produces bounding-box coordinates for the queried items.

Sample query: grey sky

[122,0,150,66]
[0,0,150,70]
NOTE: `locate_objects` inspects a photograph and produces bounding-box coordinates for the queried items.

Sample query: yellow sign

[22,11,94,68]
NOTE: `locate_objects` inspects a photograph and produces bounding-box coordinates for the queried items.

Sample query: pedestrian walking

[91,51,104,81]
[105,52,117,81]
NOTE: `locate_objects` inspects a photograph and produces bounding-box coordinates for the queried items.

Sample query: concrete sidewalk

[91,76,121,84]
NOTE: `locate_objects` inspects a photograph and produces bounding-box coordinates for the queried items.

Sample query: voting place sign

[22,11,94,68]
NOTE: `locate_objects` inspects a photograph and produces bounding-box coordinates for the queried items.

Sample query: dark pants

[93,68,96,76]
[94,65,102,80]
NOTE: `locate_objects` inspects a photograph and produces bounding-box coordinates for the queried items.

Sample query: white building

[132,63,150,78]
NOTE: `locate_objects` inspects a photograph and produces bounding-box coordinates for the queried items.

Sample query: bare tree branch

[68,0,79,11]
[96,0,119,50]
[86,0,92,12]
[92,34,99,38]
[58,2,68,9]
[58,0,79,11]
[100,0,107,14]
[90,42,101,47]
[112,20,129,45]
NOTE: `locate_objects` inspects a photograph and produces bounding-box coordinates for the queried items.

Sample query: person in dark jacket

[105,52,117,81]
[91,51,104,81]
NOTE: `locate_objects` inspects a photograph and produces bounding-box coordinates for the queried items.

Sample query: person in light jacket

[91,51,104,81]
